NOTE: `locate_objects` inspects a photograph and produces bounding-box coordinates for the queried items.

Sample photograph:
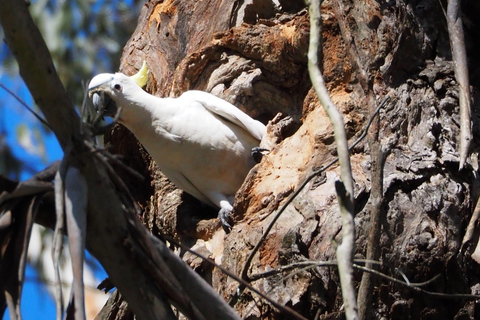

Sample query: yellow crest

[130,60,149,87]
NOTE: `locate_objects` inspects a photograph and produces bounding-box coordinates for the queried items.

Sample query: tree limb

[232,92,391,316]
[164,235,309,320]
[64,165,88,320]
[0,0,79,149]
[0,1,241,319]
[357,108,385,320]
[446,0,472,169]
[307,1,358,319]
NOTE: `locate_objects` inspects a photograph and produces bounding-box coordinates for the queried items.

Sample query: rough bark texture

[103,0,480,319]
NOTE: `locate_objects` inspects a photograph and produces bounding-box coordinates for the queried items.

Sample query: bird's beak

[87,61,148,119]
[88,86,103,99]
[88,76,113,99]
[91,91,118,117]
[87,76,116,117]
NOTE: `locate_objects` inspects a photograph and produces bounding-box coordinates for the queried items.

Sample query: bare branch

[0,0,79,149]
[461,194,480,252]
[446,0,472,169]
[253,259,480,301]
[357,94,389,320]
[249,261,338,282]
[53,169,65,320]
[0,2,242,320]
[353,264,480,300]
[307,1,358,320]
[0,83,52,130]
[64,165,88,320]
[161,236,308,320]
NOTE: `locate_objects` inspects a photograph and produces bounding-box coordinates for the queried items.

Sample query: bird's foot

[251,147,269,163]
[218,207,234,233]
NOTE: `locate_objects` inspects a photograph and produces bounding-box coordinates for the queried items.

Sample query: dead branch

[357,94,388,320]
[249,261,338,281]
[308,1,357,319]
[353,264,480,300]
[164,236,309,320]
[250,258,480,301]
[0,1,242,319]
[0,2,78,149]
[331,0,369,94]
[232,90,392,315]
[461,194,480,252]
[446,0,472,169]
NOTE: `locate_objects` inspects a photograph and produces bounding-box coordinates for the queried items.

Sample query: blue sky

[13,265,56,319]
[0,73,57,319]
[0,41,107,320]
[0,73,63,180]
[0,0,142,317]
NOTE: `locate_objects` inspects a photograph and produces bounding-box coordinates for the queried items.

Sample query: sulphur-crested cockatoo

[88,62,266,229]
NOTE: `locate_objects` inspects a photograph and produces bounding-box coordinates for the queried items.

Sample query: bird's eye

[114,84,122,91]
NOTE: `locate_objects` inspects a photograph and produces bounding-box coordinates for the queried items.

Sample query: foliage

[0,1,142,318]
[0,0,142,178]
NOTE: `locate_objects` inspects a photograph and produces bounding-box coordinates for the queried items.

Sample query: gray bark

[112,0,480,319]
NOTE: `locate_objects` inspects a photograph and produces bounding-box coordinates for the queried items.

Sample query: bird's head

[88,61,149,117]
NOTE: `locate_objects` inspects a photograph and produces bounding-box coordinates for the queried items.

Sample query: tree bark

[3,0,480,319]
[106,0,480,318]
[0,1,243,319]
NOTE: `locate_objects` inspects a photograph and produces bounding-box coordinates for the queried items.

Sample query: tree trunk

[102,0,480,319]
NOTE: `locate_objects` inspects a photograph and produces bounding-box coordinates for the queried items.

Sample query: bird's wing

[179,90,266,141]
[161,166,214,206]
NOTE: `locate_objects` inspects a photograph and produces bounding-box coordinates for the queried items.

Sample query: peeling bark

[104,0,480,318]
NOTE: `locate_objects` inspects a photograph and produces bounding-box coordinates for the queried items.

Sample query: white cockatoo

[88,62,266,229]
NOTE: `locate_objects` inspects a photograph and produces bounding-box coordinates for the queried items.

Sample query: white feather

[88,73,265,219]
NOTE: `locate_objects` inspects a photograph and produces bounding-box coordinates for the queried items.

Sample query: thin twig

[244,264,318,319]
[250,259,380,282]
[163,235,309,320]
[249,260,338,281]
[353,264,480,300]
[241,90,393,280]
[0,83,52,130]
[232,91,393,311]
[248,258,480,301]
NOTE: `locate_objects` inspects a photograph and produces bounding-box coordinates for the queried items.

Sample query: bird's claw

[251,147,269,163]
[218,208,233,233]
